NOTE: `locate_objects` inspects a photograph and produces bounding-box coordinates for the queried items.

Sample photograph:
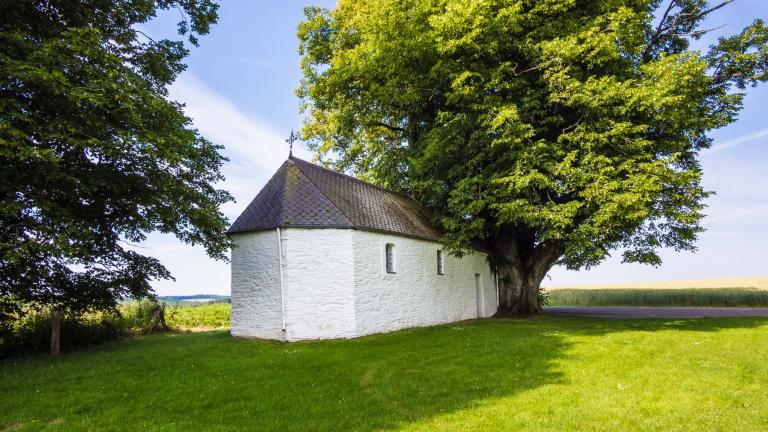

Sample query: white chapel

[228,156,497,341]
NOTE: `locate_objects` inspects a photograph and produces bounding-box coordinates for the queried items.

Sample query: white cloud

[135,73,304,295]
[170,74,285,172]
[704,203,768,225]
[169,73,310,219]
[705,128,768,154]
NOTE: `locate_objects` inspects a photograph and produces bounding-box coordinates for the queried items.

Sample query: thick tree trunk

[498,268,545,315]
[495,240,563,316]
[50,309,61,356]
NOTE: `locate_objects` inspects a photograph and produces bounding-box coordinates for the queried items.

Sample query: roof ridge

[290,156,420,203]
[286,158,353,225]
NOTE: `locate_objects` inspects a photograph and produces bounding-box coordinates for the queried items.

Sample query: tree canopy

[0,0,231,323]
[298,0,768,313]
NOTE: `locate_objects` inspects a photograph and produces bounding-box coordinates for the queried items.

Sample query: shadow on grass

[1,316,767,431]
[540,315,768,334]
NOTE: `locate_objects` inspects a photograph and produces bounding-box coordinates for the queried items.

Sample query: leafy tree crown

[297,0,767,271]
[1,0,230,319]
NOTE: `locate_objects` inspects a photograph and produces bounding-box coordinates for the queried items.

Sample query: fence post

[50,309,61,355]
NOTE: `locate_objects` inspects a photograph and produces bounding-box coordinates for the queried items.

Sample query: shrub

[1,309,124,358]
[0,300,231,358]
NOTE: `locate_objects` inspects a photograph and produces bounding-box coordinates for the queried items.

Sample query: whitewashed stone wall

[230,231,284,340]
[281,228,357,340]
[352,230,496,337]
[230,228,497,341]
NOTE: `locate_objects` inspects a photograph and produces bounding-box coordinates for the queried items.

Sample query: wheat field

[544,276,768,307]
[545,276,768,290]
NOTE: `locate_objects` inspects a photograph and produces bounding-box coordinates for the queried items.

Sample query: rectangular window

[385,243,396,273]
[437,250,445,275]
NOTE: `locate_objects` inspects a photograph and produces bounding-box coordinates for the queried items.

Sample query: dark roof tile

[227,157,442,241]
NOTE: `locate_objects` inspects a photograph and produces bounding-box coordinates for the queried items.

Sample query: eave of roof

[228,225,491,255]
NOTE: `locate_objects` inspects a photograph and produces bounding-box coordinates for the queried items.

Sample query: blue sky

[140,1,768,295]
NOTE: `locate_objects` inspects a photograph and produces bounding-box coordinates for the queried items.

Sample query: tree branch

[367,121,406,133]
[134,29,156,43]
[642,0,678,60]
[642,0,735,60]
[667,24,726,38]
[686,0,735,22]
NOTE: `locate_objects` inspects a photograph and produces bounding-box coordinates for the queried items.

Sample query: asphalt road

[544,306,768,318]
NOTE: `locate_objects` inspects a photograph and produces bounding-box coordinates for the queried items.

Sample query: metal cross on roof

[286,130,297,157]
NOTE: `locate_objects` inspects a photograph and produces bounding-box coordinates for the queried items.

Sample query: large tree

[298,0,768,314]
[0,1,231,327]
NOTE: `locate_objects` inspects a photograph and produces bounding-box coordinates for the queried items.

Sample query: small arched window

[437,250,445,275]
[385,243,396,274]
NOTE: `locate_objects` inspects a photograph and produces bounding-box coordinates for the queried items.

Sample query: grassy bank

[2,316,768,431]
[546,287,768,307]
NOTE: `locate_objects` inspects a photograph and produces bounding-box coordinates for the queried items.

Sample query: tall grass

[547,287,768,307]
[164,302,230,328]
[1,301,231,358]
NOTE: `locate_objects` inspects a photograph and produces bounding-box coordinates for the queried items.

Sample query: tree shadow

[538,314,768,335]
[215,316,768,431]
[281,320,570,431]
[1,316,766,431]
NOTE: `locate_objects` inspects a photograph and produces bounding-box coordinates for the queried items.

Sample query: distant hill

[158,294,230,303]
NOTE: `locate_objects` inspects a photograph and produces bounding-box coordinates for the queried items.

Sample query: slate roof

[227,156,443,241]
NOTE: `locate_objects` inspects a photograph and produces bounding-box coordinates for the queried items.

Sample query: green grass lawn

[547,287,768,307]
[2,317,768,431]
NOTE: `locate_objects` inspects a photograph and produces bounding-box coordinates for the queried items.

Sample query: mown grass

[2,316,768,431]
[547,287,768,307]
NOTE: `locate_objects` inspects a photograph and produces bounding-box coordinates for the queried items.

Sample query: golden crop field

[545,276,768,290]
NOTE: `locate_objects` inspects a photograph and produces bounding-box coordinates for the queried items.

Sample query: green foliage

[537,286,551,306]
[0,301,229,358]
[0,1,231,322]
[2,318,768,430]
[297,0,768,308]
[547,287,768,307]
[117,299,169,330]
[1,307,127,359]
